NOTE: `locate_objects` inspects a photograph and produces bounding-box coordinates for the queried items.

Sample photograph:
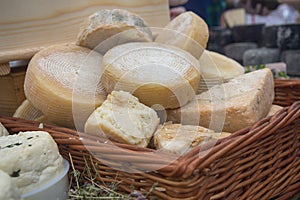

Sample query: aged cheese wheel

[0,131,64,195]
[155,11,209,59]
[24,44,107,130]
[167,68,274,133]
[102,42,201,109]
[85,91,159,148]
[13,100,44,121]
[76,9,153,54]
[154,123,231,155]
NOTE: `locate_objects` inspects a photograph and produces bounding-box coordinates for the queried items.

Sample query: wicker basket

[274,79,300,107]
[0,81,300,199]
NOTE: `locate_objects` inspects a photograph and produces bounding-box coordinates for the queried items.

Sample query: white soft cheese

[0,170,21,200]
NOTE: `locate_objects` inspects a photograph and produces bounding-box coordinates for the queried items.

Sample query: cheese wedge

[155,11,209,59]
[85,91,159,148]
[267,105,283,116]
[154,123,231,155]
[0,123,9,137]
[0,170,21,200]
[102,42,201,109]
[76,9,153,54]
[167,68,274,132]
[0,131,64,195]
[24,44,107,130]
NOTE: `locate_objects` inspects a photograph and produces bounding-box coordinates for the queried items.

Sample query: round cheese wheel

[76,9,153,54]
[155,11,209,59]
[24,44,107,130]
[101,42,201,109]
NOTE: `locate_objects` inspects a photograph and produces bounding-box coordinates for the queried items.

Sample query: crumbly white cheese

[0,122,9,137]
[0,131,64,195]
[167,68,274,132]
[85,90,159,147]
[0,170,21,200]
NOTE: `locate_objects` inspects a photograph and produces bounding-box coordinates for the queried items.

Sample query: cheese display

[167,68,274,132]
[154,123,231,155]
[0,122,9,137]
[0,131,64,194]
[155,12,209,59]
[102,42,201,109]
[85,91,159,147]
[267,105,283,116]
[76,9,153,54]
[0,170,21,200]
[24,43,107,130]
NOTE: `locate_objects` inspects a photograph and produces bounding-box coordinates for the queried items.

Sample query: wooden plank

[0,0,170,63]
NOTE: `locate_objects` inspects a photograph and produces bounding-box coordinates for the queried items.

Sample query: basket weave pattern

[274,79,300,107]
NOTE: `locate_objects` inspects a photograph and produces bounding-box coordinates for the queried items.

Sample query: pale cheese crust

[0,131,64,195]
[24,44,107,130]
[0,170,21,200]
[102,42,201,109]
[267,105,283,116]
[155,12,209,59]
[167,68,274,133]
[85,91,159,147]
[0,122,9,137]
[76,9,153,54]
[154,123,231,155]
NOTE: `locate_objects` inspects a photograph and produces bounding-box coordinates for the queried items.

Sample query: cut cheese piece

[167,68,274,132]
[0,122,9,137]
[154,123,231,155]
[76,9,153,54]
[0,131,64,195]
[267,105,283,116]
[85,91,159,147]
[102,42,201,109]
[0,170,21,200]
[24,44,107,130]
[155,11,209,59]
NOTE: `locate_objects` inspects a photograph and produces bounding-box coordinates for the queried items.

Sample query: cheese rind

[154,123,231,155]
[167,68,274,132]
[267,105,283,116]
[0,170,21,200]
[155,11,209,59]
[0,122,9,137]
[85,91,159,147]
[102,42,201,109]
[24,44,107,130]
[0,131,64,195]
[76,9,153,54]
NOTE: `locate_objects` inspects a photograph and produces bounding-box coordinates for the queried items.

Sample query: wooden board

[0,0,170,63]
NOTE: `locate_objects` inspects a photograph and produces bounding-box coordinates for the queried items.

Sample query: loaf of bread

[85,91,159,147]
[76,9,153,54]
[0,170,21,200]
[167,68,274,132]
[0,131,64,194]
[154,123,231,155]
[155,11,209,59]
[267,105,283,116]
[0,122,9,137]
[24,43,107,130]
[101,42,201,109]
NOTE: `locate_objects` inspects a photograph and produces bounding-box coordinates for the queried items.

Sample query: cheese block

[155,11,209,59]
[76,9,153,54]
[0,122,9,137]
[24,44,107,130]
[85,91,159,147]
[102,42,201,109]
[0,170,21,200]
[0,131,64,195]
[267,105,283,116]
[167,68,274,132]
[154,123,231,155]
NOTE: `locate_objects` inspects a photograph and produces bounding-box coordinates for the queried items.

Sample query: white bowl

[22,159,70,200]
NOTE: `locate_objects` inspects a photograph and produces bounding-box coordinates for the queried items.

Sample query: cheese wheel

[85,91,159,147]
[13,100,44,121]
[0,170,21,200]
[76,9,153,54]
[155,11,209,59]
[167,68,274,133]
[102,42,201,109]
[24,44,107,130]
[0,131,64,194]
[0,123,9,137]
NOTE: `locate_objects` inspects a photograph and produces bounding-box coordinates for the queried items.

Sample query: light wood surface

[0,0,170,63]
